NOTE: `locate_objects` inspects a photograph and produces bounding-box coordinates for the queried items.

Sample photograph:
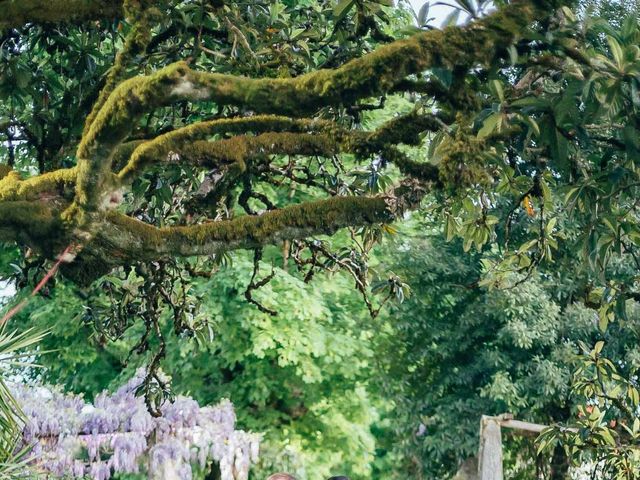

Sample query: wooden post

[478,416,503,480]
[477,414,575,480]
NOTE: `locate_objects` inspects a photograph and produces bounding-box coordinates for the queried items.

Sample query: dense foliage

[11,258,379,479]
[368,225,640,479]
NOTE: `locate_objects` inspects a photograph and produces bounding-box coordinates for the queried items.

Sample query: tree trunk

[550,444,569,480]
[205,462,222,480]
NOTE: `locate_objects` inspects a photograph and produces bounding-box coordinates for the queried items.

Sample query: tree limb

[62,189,423,283]
[0,0,124,29]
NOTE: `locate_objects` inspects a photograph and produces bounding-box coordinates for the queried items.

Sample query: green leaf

[594,341,604,354]
[520,114,540,137]
[417,2,431,26]
[491,80,505,103]
[442,9,460,27]
[333,0,355,21]
[507,45,518,66]
[607,36,624,69]
[478,113,502,139]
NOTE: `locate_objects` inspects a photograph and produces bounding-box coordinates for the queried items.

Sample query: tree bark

[0,0,124,29]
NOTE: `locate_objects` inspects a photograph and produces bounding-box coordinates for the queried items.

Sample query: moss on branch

[74,62,194,213]
[0,201,60,249]
[118,110,444,186]
[176,0,545,115]
[363,110,447,150]
[117,115,331,182]
[83,2,162,139]
[183,133,338,167]
[0,109,438,215]
[60,195,400,282]
[0,168,78,202]
[0,0,124,29]
[96,195,397,263]
[64,197,402,284]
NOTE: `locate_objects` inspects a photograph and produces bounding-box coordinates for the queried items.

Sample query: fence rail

[477,414,574,480]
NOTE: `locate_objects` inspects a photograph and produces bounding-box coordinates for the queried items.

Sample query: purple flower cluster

[12,369,261,480]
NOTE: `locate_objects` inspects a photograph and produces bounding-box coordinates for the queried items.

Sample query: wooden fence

[477,414,550,480]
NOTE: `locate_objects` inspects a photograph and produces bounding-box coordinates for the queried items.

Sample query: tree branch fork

[0,0,561,283]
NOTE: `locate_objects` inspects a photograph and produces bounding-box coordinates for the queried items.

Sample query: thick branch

[173,132,440,183]
[61,191,421,282]
[0,0,124,29]
[2,164,431,284]
[176,0,542,115]
[107,196,395,257]
[118,111,444,181]
[117,116,331,183]
[0,201,60,247]
[181,133,337,168]
[0,168,78,202]
[82,3,160,139]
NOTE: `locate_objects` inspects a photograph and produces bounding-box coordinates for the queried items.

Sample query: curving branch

[60,187,424,283]
[117,111,442,181]
[0,0,124,29]
[116,115,333,182]
[107,195,397,257]
[0,168,77,202]
[0,201,60,247]
[173,0,542,115]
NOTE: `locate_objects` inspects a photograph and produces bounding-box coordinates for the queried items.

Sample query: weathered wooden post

[477,414,560,480]
[478,415,503,480]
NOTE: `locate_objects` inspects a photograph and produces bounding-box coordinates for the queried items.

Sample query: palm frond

[0,326,48,479]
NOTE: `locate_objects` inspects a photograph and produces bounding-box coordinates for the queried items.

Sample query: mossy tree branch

[61,188,423,282]
[0,202,61,249]
[116,115,333,182]
[0,0,124,29]
[0,0,566,284]
[117,111,442,183]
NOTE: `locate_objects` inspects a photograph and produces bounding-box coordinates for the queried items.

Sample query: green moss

[82,1,161,138]
[117,116,332,181]
[112,140,146,171]
[183,0,551,116]
[0,201,61,252]
[0,168,78,202]
[179,195,389,245]
[79,62,190,161]
[438,129,491,189]
[75,62,191,213]
[0,170,21,199]
[365,111,445,149]
[106,195,393,260]
[0,0,123,29]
